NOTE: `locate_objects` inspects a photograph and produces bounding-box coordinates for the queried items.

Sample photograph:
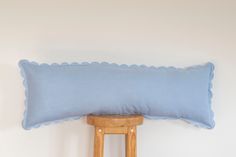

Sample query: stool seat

[87,114,144,127]
[87,114,144,157]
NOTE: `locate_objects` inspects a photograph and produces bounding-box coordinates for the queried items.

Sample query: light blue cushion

[19,60,215,129]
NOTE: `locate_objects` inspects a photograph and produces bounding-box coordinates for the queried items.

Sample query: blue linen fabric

[19,60,215,130]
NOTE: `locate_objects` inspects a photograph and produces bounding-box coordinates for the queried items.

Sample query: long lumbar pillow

[19,60,215,129]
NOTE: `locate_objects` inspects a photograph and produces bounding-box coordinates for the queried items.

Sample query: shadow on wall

[0,62,95,156]
[0,55,200,157]
[52,119,95,157]
[0,63,24,130]
[53,119,124,157]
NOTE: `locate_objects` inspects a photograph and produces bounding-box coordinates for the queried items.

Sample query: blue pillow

[19,60,215,129]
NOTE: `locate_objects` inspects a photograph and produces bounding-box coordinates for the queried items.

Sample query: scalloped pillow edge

[19,59,215,130]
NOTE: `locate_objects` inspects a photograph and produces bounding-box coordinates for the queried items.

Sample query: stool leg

[126,126,136,157]
[94,127,104,157]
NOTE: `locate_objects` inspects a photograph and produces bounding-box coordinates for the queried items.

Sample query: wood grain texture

[87,114,143,127]
[94,127,104,157]
[126,126,137,157]
[87,115,143,157]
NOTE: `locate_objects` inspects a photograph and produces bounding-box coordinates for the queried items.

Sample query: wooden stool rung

[103,127,128,134]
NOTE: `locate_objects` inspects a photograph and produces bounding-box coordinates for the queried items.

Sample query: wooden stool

[87,114,144,157]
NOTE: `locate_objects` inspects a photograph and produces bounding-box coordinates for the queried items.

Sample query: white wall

[0,0,236,156]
